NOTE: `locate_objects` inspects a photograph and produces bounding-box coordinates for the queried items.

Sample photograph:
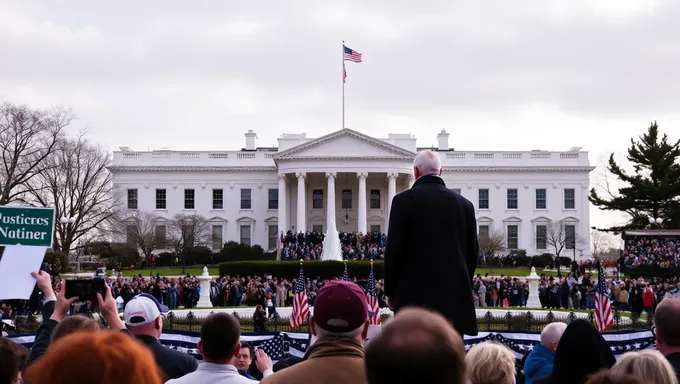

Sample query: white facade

[109,128,594,257]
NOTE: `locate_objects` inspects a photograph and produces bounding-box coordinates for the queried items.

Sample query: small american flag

[343,262,349,281]
[594,265,613,332]
[289,266,309,329]
[344,45,362,62]
[366,261,381,325]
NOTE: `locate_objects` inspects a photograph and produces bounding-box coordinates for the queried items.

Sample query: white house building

[109,128,595,257]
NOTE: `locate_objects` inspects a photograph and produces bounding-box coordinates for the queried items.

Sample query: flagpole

[342,40,345,129]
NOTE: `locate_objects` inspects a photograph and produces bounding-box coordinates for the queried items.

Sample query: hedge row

[219,260,385,280]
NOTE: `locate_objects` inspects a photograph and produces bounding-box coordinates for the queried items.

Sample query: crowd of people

[621,237,680,269]
[3,271,680,384]
[279,230,386,261]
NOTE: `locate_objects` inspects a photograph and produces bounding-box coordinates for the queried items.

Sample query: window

[507,189,518,209]
[155,189,166,210]
[536,225,547,249]
[370,224,381,233]
[268,225,278,250]
[478,189,489,209]
[126,225,137,245]
[127,189,138,210]
[342,189,352,209]
[268,188,278,210]
[478,225,489,240]
[564,188,575,209]
[312,189,324,209]
[565,225,576,249]
[535,189,546,209]
[451,188,461,194]
[212,189,223,209]
[312,224,323,233]
[240,189,252,210]
[184,189,195,209]
[370,189,381,209]
[239,225,251,246]
[154,225,166,245]
[181,223,195,247]
[212,225,223,250]
[507,225,518,249]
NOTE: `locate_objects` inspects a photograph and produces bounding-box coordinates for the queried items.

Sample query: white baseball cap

[124,294,169,326]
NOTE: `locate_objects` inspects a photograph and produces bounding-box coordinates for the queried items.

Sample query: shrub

[531,254,553,268]
[217,242,274,262]
[558,256,573,268]
[181,246,214,265]
[219,260,384,280]
[44,250,69,273]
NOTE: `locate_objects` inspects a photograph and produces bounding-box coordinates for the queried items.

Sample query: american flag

[343,262,349,281]
[343,63,347,84]
[594,265,613,332]
[344,45,362,62]
[366,261,381,325]
[289,266,309,329]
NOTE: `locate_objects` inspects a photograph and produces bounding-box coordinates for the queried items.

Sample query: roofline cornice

[443,166,596,172]
[273,128,417,159]
[107,166,277,172]
[275,155,413,161]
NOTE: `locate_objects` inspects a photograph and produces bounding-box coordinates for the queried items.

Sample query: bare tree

[544,220,586,258]
[167,213,212,271]
[119,211,165,267]
[591,229,614,260]
[24,135,118,255]
[0,103,73,205]
[478,228,506,260]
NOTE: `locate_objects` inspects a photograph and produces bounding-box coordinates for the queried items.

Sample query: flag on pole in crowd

[594,264,613,332]
[343,261,349,281]
[366,260,381,325]
[289,264,309,329]
[343,45,362,62]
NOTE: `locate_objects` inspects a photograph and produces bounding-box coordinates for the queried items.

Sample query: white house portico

[109,128,595,258]
[272,129,417,234]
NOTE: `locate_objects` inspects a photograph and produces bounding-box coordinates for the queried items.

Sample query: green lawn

[105,266,575,278]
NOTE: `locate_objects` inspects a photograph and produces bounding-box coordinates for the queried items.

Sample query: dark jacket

[136,334,198,380]
[28,300,57,364]
[384,174,479,335]
[665,352,680,383]
[534,319,615,384]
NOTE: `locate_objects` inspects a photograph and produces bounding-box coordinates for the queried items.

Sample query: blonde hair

[611,350,676,384]
[465,341,516,384]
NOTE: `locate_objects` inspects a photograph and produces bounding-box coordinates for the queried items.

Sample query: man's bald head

[540,322,567,352]
[365,307,467,384]
[654,298,680,350]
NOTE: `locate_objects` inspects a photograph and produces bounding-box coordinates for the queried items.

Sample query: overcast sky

[0,0,677,231]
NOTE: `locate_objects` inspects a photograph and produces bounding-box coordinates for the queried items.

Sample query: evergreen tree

[589,122,680,232]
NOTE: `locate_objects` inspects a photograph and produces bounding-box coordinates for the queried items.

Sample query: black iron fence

[6,308,651,336]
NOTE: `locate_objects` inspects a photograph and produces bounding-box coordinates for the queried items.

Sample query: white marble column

[357,172,368,234]
[408,174,415,188]
[326,172,337,231]
[277,173,287,232]
[386,172,398,232]
[296,172,306,232]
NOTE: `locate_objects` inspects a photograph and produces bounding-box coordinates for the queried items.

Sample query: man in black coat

[384,150,479,336]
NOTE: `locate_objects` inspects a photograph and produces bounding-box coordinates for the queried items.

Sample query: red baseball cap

[313,280,368,333]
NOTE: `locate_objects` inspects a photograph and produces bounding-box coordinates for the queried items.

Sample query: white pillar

[326,172,337,231]
[386,172,398,232]
[408,174,415,188]
[296,172,306,232]
[357,172,368,234]
[277,173,287,232]
[526,267,541,308]
[196,267,213,308]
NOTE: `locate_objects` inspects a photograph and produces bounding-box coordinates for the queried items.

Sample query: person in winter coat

[523,322,567,384]
[533,319,616,384]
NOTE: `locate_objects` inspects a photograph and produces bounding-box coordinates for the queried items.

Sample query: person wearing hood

[534,319,616,384]
[523,322,567,384]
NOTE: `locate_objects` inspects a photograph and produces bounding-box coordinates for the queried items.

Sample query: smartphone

[64,279,105,302]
